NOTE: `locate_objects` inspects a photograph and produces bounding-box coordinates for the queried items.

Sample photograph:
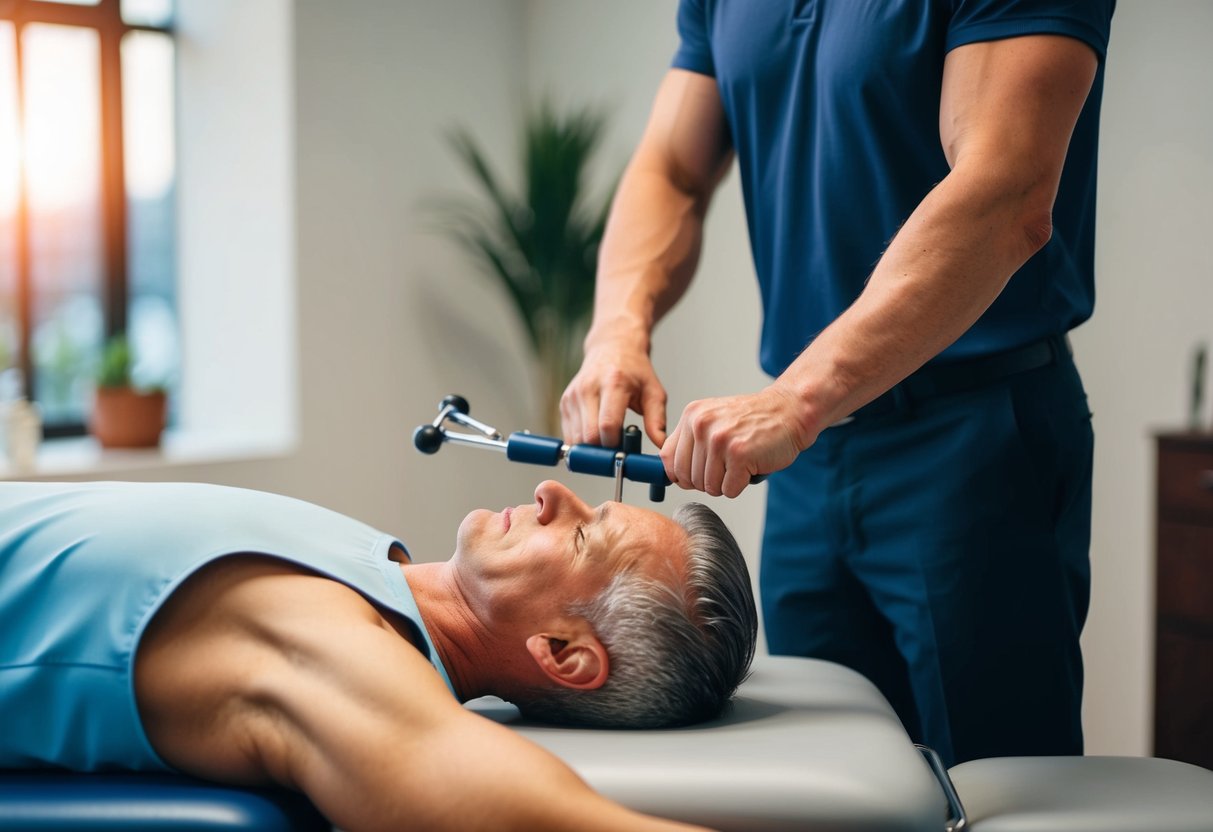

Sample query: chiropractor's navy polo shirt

[672,0,1115,377]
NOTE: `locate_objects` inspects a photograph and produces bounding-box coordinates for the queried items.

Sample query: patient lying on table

[0,480,756,832]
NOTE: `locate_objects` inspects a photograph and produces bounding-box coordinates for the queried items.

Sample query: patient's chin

[453,510,493,561]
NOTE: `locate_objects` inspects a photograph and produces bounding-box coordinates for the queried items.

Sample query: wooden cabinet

[1154,432,1213,769]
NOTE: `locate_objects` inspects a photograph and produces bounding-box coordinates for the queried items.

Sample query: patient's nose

[533,480,583,524]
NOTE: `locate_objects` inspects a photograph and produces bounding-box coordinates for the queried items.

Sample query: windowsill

[0,428,296,480]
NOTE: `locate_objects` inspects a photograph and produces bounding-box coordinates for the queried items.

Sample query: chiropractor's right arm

[561,69,733,450]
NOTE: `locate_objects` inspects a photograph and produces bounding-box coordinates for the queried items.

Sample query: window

[0,0,177,437]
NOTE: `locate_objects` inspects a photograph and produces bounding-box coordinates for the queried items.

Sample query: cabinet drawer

[1157,523,1213,624]
[1157,442,1213,523]
[1154,629,1213,769]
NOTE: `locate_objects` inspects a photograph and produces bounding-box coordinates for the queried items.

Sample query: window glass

[0,23,19,385]
[23,23,104,424]
[122,29,178,394]
[121,0,172,29]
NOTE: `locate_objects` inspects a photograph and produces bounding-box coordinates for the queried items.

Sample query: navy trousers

[760,343,1093,767]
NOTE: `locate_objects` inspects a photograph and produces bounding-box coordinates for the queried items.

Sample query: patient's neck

[401,561,533,702]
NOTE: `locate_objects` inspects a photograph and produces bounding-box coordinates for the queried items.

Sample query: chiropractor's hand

[661,386,811,498]
[561,334,669,449]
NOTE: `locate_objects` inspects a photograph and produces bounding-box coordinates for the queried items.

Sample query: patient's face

[453,480,688,624]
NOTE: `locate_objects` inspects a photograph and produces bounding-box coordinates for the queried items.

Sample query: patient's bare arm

[135,556,706,832]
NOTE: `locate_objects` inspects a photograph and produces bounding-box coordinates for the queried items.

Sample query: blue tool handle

[566,444,618,477]
[621,454,764,486]
[505,432,564,466]
[567,445,672,486]
[619,452,767,486]
[504,433,766,486]
[622,453,669,485]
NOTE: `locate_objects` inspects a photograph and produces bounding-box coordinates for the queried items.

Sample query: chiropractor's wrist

[767,375,835,453]
[583,314,653,358]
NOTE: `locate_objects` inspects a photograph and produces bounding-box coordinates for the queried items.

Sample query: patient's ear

[525,626,609,690]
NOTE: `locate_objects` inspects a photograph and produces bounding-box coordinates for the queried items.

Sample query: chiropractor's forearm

[585,165,709,355]
[563,70,733,446]
[772,161,1055,439]
[584,69,733,355]
[770,33,1099,446]
[562,156,713,446]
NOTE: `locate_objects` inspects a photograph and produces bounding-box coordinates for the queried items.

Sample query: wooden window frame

[0,0,173,437]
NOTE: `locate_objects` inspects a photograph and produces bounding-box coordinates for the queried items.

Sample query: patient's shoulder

[135,554,446,785]
[145,553,425,654]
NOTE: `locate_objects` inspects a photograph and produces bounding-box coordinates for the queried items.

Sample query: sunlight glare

[121,0,172,28]
[23,24,100,215]
[122,31,174,201]
[0,25,18,219]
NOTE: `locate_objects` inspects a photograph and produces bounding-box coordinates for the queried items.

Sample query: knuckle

[725,435,749,460]
[710,432,733,457]
[602,368,630,389]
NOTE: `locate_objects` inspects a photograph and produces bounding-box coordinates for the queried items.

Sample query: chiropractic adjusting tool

[413,395,765,504]
[413,395,670,503]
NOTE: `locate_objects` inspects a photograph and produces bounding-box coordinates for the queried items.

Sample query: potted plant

[433,102,618,435]
[90,334,167,449]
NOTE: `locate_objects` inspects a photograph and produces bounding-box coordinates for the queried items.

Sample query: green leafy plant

[433,102,618,434]
[96,333,166,392]
[97,334,135,389]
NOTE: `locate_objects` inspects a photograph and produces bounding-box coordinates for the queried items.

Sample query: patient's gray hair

[514,502,757,728]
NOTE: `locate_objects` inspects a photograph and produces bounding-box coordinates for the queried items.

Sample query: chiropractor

[561,0,1115,767]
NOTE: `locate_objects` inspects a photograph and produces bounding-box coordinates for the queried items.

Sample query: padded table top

[470,655,948,832]
[950,755,1213,832]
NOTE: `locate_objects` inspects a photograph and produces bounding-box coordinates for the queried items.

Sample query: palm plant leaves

[432,103,617,432]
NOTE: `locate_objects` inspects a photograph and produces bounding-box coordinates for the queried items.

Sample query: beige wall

[288,0,543,557]
[1074,0,1213,755]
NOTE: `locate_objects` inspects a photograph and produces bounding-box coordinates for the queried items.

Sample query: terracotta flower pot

[90,387,167,449]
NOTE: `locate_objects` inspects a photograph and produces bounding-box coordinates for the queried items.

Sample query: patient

[0,479,756,832]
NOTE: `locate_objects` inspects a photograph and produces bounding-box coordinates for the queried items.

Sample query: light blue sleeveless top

[0,481,455,772]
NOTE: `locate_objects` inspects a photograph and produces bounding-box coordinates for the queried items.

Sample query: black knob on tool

[622,425,642,455]
[620,426,666,502]
[413,424,444,454]
[441,394,470,415]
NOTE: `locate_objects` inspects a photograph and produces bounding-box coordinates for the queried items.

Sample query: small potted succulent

[90,334,167,449]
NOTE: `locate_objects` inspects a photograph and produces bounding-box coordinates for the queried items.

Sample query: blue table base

[0,772,330,831]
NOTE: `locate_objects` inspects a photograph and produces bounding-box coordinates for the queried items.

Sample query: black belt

[843,335,1064,423]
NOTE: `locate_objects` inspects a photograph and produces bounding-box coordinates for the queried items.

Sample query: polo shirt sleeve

[671,0,715,77]
[947,0,1116,61]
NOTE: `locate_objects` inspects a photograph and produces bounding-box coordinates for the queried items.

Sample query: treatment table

[5,400,1211,828]
[482,656,1213,831]
[4,655,1212,831]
